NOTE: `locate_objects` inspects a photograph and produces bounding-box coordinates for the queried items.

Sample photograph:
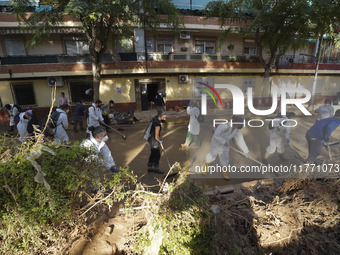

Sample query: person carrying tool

[87,100,104,132]
[315,98,334,121]
[147,109,167,174]
[81,126,119,172]
[181,101,200,148]
[305,109,340,163]
[205,116,252,179]
[53,104,70,144]
[263,112,296,163]
[4,104,20,132]
[101,100,115,127]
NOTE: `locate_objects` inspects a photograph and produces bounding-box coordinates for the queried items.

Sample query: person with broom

[147,109,167,174]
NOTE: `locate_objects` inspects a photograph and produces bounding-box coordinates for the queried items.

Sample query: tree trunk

[308,35,323,110]
[92,60,101,101]
[259,66,271,106]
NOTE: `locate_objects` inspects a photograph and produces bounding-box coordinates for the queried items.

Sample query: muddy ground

[1,108,340,254]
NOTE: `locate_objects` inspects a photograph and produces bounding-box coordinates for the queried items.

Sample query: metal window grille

[12,83,36,106]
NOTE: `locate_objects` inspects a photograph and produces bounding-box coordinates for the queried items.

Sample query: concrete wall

[0,75,339,108]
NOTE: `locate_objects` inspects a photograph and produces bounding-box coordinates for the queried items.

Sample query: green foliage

[0,137,136,254]
[131,171,214,255]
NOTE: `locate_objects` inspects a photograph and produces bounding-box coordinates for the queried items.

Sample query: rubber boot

[222,171,230,180]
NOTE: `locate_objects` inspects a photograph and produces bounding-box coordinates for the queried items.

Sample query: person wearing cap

[205,115,252,180]
[147,109,167,174]
[53,104,70,144]
[305,109,340,163]
[315,98,334,121]
[87,100,104,132]
[26,110,43,140]
[17,109,32,142]
[155,90,166,110]
[81,126,119,172]
[263,112,296,162]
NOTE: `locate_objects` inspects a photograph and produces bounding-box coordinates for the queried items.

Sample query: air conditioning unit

[47,76,64,87]
[179,75,189,83]
[180,31,190,40]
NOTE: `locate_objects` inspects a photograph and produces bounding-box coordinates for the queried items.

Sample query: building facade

[0,7,339,116]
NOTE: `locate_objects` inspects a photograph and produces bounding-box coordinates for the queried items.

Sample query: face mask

[66,109,70,113]
[161,120,166,123]
[102,135,109,142]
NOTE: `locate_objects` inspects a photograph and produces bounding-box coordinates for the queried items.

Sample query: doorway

[141,82,159,111]
[135,78,165,112]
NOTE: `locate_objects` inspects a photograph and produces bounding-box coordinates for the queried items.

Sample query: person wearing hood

[205,116,251,179]
[181,101,200,148]
[54,104,69,144]
[87,100,104,132]
[315,99,334,121]
[81,126,119,172]
[155,90,166,110]
[263,112,296,163]
[17,109,32,142]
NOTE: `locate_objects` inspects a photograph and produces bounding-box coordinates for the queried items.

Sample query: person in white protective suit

[205,116,252,180]
[181,101,200,148]
[17,109,31,142]
[87,100,104,132]
[81,126,119,172]
[315,98,334,121]
[53,104,70,144]
[4,104,19,132]
[263,112,295,162]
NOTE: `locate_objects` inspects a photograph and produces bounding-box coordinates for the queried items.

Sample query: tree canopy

[12,0,181,100]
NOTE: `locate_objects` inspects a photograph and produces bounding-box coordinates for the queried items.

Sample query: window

[4,38,26,56]
[12,83,36,106]
[244,47,257,55]
[156,40,172,54]
[146,39,154,52]
[64,37,89,55]
[69,81,93,103]
[195,40,216,54]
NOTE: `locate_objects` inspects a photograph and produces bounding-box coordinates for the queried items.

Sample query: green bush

[0,136,136,254]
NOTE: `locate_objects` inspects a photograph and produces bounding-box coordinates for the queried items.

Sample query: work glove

[110,166,120,173]
[286,138,290,144]
[322,140,327,146]
[188,102,191,107]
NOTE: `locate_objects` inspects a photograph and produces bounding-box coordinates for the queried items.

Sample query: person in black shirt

[155,90,166,110]
[26,110,43,141]
[147,109,167,174]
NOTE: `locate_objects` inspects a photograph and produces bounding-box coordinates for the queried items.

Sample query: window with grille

[156,40,172,54]
[4,38,26,56]
[64,37,89,55]
[12,83,36,106]
[69,81,93,103]
[244,47,257,55]
[195,40,216,54]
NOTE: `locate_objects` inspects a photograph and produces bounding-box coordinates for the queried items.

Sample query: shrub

[0,136,136,254]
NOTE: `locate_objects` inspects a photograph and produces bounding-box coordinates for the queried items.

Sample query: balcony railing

[1,52,339,66]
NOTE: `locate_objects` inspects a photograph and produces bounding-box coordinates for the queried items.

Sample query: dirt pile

[210,178,340,254]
